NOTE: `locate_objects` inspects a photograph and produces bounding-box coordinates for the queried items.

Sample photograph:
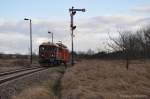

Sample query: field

[1,58,150,99]
[0,58,39,72]
[61,59,150,99]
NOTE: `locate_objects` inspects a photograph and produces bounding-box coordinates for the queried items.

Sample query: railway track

[0,67,49,84]
[0,66,43,76]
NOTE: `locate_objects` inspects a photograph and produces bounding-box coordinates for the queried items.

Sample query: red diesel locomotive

[39,42,70,65]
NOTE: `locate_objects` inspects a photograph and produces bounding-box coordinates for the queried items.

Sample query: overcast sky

[0,0,150,54]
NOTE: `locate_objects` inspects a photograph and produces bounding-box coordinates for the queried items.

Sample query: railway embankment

[0,66,65,99]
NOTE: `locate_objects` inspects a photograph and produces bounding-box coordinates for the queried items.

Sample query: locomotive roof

[56,43,67,48]
[40,42,58,47]
[40,42,68,49]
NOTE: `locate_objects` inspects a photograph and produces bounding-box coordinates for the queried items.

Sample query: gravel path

[0,66,65,99]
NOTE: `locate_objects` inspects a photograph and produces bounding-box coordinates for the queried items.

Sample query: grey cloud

[0,14,149,54]
[131,5,150,14]
[0,19,70,54]
[0,20,69,39]
[77,15,145,34]
[0,33,29,54]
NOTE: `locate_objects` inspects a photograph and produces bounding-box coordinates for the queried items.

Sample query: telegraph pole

[69,6,86,66]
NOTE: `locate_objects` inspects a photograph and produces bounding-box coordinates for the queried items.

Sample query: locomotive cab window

[40,46,45,51]
[40,46,57,52]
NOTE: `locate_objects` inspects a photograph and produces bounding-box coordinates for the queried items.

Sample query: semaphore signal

[69,6,86,66]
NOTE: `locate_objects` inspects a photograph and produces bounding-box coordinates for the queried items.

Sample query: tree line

[76,26,150,69]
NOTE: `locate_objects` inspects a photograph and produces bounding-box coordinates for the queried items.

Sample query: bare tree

[108,31,139,69]
[143,27,150,58]
[108,26,150,70]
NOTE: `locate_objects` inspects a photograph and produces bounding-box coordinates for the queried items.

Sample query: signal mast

[69,6,86,66]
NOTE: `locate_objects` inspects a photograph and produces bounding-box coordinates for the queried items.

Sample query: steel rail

[0,67,48,84]
[0,66,43,76]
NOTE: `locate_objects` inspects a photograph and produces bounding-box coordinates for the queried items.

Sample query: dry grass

[11,67,65,99]
[0,58,40,72]
[61,59,150,99]
[12,87,56,99]
[11,79,59,99]
[0,59,29,66]
[0,58,40,67]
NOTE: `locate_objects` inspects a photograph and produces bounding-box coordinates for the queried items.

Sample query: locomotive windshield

[40,46,57,52]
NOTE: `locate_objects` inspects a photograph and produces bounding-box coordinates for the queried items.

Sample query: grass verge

[12,67,65,99]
